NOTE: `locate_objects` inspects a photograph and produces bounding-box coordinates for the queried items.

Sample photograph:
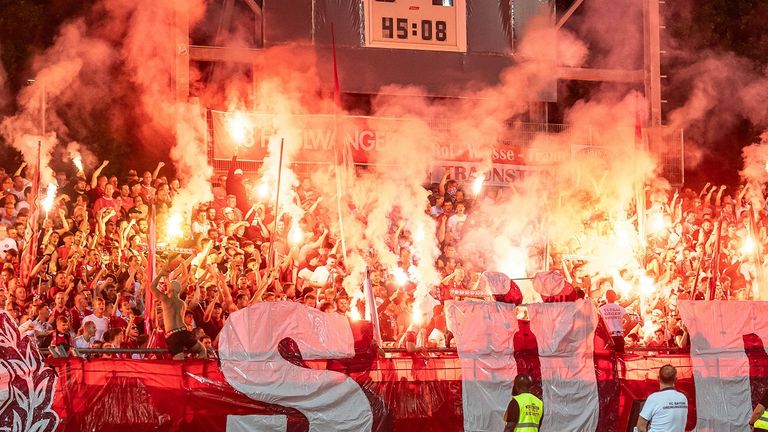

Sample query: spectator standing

[503,374,543,432]
[637,364,688,432]
[19,304,53,347]
[82,298,110,341]
[749,387,768,431]
[599,289,627,353]
[74,321,97,349]
[149,271,206,360]
[49,316,76,357]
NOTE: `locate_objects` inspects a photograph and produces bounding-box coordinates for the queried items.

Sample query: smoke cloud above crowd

[0,0,766,301]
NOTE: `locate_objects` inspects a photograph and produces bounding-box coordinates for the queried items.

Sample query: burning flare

[72,154,83,172]
[638,274,656,295]
[226,111,254,147]
[41,183,57,213]
[411,304,422,325]
[648,212,668,235]
[288,221,303,245]
[349,307,361,321]
[413,225,425,243]
[393,267,408,286]
[741,236,757,256]
[472,175,485,196]
[501,247,528,279]
[254,182,269,200]
[166,213,184,241]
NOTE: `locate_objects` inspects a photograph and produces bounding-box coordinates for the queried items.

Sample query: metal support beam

[215,0,236,45]
[175,6,190,102]
[556,0,585,29]
[556,67,644,83]
[643,0,662,127]
[241,0,264,47]
[189,45,264,63]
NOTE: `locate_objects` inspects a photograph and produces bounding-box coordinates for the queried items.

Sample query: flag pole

[19,141,42,287]
[145,204,157,339]
[634,93,647,254]
[748,209,766,300]
[267,139,285,269]
[364,266,383,346]
[331,24,348,262]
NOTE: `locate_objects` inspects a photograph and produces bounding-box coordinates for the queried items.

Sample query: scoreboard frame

[363,0,468,53]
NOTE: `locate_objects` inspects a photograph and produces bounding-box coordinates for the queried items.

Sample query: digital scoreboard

[364,0,467,53]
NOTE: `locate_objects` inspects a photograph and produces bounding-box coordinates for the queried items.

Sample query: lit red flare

[226,111,252,146]
[72,154,83,172]
[741,236,757,256]
[472,175,484,195]
[288,221,303,245]
[41,183,57,213]
[254,182,269,200]
[166,213,184,241]
[393,268,408,286]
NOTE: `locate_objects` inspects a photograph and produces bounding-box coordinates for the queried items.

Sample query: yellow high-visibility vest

[508,392,543,431]
[754,408,768,430]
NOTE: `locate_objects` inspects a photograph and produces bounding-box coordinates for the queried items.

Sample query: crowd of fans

[0,156,763,358]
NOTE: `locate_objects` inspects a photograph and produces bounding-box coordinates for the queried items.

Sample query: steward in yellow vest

[750,389,768,431]
[503,374,544,432]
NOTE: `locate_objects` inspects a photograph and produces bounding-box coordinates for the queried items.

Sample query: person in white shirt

[9,175,30,202]
[18,305,53,346]
[599,289,627,352]
[310,255,340,289]
[0,224,17,260]
[74,321,97,349]
[446,202,468,240]
[82,298,110,341]
[637,364,688,432]
[297,252,322,287]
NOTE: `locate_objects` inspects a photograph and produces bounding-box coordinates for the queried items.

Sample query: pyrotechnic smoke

[7,0,764,314]
[0,0,212,208]
[168,101,213,216]
[41,183,58,213]
[740,132,768,207]
[64,141,97,174]
[667,54,762,142]
[0,45,10,112]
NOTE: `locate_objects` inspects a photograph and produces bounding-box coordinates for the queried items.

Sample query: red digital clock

[364,0,467,52]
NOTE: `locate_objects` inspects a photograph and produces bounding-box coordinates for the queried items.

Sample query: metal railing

[38,345,682,358]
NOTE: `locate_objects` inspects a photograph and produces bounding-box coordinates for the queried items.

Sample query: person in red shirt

[92,184,121,220]
[439,267,466,301]
[49,291,73,332]
[108,298,132,331]
[203,300,225,342]
[55,232,75,267]
[49,316,76,357]
[48,272,69,300]
[69,293,92,333]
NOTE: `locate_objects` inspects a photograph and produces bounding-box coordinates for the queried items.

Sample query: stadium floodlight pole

[267,138,285,269]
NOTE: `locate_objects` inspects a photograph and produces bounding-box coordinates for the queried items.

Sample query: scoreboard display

[364,0,467,52]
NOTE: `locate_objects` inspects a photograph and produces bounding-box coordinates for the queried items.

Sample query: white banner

[678,301,768,432]
[218,302,373,432]
[527,299,599,431]
[445,301,519,432]
[226,415,287,432]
